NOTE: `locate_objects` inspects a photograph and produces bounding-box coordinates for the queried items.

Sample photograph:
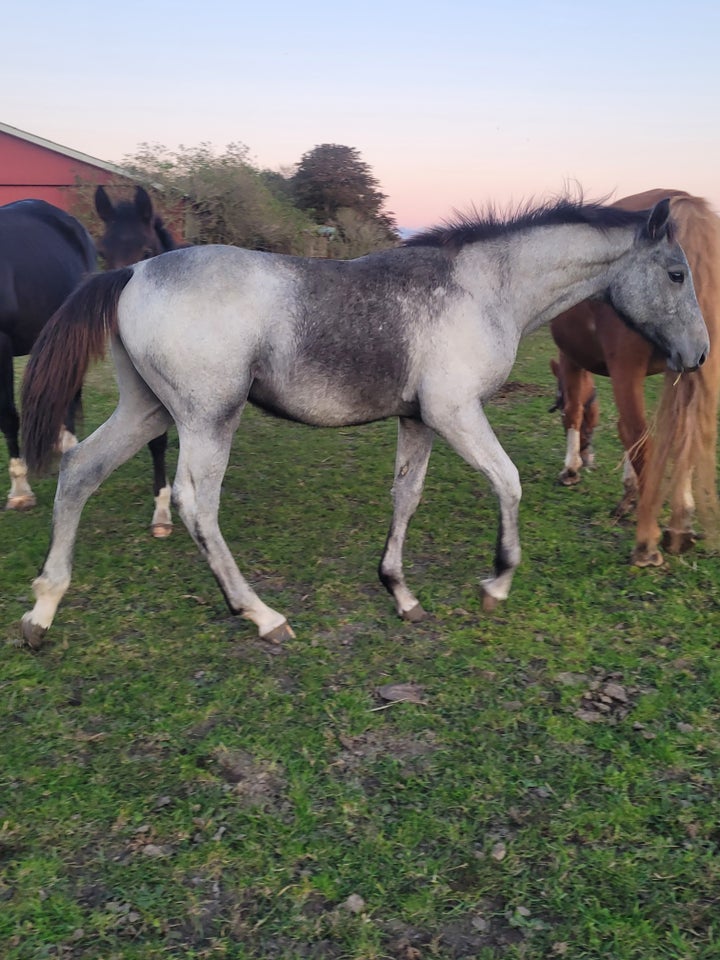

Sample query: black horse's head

[95,185,176,268]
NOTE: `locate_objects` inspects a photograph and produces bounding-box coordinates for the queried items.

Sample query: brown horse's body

[550,189,720,566]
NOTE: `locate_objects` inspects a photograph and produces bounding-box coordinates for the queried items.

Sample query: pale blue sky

[4,0,719,228]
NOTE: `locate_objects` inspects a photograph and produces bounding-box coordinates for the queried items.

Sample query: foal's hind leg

[22,406,172,648]
[172,425,293,642]
[21,348,172,649]
[379,417,434,621]
[147,432,173,538]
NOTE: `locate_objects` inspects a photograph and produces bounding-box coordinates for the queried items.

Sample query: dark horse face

[95,185,175,268]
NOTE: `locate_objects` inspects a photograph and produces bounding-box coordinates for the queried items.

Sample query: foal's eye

[669,270,685,284]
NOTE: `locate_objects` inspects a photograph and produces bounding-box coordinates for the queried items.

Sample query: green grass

[1,332,719,959]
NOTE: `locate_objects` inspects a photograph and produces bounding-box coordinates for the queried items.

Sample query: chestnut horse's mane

[642,190,720,545]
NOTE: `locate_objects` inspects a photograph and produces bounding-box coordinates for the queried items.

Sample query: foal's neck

[469,224,637,335]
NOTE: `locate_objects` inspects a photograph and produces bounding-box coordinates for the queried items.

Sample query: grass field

[1,330,719,959]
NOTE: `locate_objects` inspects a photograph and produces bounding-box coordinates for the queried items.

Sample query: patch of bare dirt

[211,746,288,811]
[489,381,549,405]
[560,669,656,727]
[382,897,549,958]
[333,727,438,773]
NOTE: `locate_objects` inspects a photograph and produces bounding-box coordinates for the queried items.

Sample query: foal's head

[95,185,175,268]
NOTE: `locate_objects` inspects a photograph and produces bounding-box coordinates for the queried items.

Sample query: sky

[4,0,720,231]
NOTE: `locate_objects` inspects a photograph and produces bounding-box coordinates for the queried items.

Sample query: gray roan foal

[20,197,708,648]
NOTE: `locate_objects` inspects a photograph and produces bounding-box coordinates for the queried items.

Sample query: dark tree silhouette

[292,144,395,229]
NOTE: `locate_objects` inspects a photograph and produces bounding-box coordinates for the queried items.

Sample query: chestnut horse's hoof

[20,615,49,651]
[401,603,427,623]
[6,494,37,511]
[661,528,698,555]
[151,522,173,539]
[558,470,581,487]
[630,544,664,568]
[261,620,295,643]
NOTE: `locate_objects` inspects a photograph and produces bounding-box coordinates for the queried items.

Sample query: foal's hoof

[261,620,295,644]
[6,494,37,511]
[400,603,427,623]
[662,528,698,555]
[630,544,664,568]
[480,588,501,612]
[20,615,49,651]
[151,522,173,539]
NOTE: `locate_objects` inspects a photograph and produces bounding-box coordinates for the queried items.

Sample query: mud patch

[212,746,289,812]
[490,381,549,406]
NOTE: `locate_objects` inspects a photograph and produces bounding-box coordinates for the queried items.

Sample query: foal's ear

[94,185,115,223]
[134,186,154,225]
[645,198,671,241]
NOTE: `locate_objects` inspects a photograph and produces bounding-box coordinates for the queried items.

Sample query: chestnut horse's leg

[600,324,663,565]
[379,417,435,621]
[551,355,592,486]
[662,470,697,555]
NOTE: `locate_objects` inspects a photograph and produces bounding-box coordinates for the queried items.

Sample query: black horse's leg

[0,333,36,509]
[148,431,173,538]
[379,417,435,620]
[56,387,82,454]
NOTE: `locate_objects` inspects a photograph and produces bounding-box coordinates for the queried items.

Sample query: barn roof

[0,121,128,177]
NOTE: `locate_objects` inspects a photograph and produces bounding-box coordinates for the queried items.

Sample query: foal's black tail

[22,267,134,474]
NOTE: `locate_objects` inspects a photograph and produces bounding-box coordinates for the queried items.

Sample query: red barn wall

[0,131,112,211]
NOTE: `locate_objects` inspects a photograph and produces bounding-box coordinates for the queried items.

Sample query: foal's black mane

[404,196,651,250]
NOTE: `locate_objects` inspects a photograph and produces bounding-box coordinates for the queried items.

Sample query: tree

[291,144,396,233]
[118,142,318,254]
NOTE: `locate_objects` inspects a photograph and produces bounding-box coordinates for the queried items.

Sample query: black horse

[95,185,177,269]
[0,199,96,509]
[94,185,180,536]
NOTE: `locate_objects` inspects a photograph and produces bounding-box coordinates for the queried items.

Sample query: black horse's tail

[22,267,134,474]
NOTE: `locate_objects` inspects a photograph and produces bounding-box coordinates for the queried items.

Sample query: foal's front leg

[429,402,522,611]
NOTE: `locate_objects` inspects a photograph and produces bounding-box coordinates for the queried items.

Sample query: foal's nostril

[699,351,707,367]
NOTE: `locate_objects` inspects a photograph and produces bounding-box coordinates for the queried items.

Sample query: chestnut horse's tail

[22,267,134,474]
[641,194,720,547]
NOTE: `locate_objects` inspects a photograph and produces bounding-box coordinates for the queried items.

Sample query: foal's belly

[248,373,418,427]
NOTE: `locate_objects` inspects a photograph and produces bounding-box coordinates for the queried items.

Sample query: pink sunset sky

[4,0,719,231]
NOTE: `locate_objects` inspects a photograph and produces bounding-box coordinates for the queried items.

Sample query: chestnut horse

[550,189,720,566]
[94,185,180,537]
